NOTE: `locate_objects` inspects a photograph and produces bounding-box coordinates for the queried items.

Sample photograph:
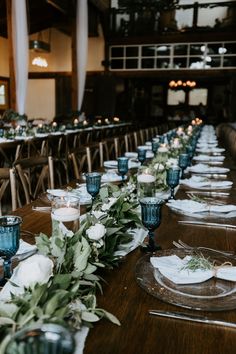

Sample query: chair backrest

[0,168,17,215]
[0,141,22,167]
[14,156,54,205]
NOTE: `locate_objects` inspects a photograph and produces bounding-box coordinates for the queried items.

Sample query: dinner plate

[135,248,236,311]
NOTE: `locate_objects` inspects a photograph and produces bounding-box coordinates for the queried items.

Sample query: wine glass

[117,157,129,182]
[151,141,159,155]
[166,167,181,200]
[139,197,164,253]
[0,215,22,282]
[85,172,102,210]
[178,153,190,179]
[5,323,75,354]
[137,148,147,165]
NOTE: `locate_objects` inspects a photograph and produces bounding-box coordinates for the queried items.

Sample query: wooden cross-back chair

[99,137,119,163]
[69,142,102,179]
[0,168,17,215]
[14,156,54,205]
[0,141,22,167]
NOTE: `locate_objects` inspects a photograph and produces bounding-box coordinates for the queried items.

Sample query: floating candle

[52,207,80,222]
[137,174,156,183]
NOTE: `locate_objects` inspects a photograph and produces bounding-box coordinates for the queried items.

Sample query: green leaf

[81,311,100,322]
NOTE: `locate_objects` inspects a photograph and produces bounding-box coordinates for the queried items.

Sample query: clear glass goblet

[178,153,190,179]
[117,157,129,182]
[137,148,147,165]
[166,166,181,200]
[85,172,102,210]
[5,323,75,354]
[0,215,22,282]
[139,197,164,253]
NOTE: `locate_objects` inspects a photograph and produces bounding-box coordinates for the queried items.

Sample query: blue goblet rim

[85,172,102,178]
[140,197,164,205]
[0,216,22,227]
[117,157,129,162]
[167,166,181,171]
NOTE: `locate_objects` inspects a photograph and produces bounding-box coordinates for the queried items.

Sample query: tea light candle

[52,122,57,128]
[74,118,79,126]
[97,119,102,125]
[137,174,155,183]
[113,117,120,122]
[172,138,180,148]
[52,207,80,222]
[83,120,88,126]
[38,123,43,129]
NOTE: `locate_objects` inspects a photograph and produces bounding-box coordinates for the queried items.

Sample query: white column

[12,0,29,115]
[76,0,88,112]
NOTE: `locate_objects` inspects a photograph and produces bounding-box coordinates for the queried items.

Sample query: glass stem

[148,230,156,252]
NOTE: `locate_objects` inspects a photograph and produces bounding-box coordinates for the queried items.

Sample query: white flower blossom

[92,210,107,219]
[101,197,117,211]
[154,163,165,171]
[16,254,54,288]
[166,158,178,167]
[86,223,106,241]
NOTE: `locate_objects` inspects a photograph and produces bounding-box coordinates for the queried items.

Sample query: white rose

[86,223,106,241]
[166,158,178,167]
[101,197,117,211]
[154,163,165,171]
[92,210,107,219]
[16,254,54,288]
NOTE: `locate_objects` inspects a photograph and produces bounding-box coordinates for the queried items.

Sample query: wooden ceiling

[0,0,110,38]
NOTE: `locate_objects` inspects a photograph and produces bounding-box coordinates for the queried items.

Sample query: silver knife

[149,310,236,329]
[186,191,230,197]
[178,220,236,229]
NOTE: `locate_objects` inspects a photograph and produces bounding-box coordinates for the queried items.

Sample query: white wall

[25,79,55,120]
[0,26,105,120]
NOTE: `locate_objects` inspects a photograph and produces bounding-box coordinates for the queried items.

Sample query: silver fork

[172,239,235,257]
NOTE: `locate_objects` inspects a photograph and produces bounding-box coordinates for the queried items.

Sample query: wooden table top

[13,167,236,354]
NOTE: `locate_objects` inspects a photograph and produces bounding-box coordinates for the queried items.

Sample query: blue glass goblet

[178,153,190,179]
[117,157,129,182]
[5,323,75,354]
[137,148,147,165]
[166,167,181,200]
[85,172,102,210]
[0,216,22,282]
[159,135,165,144]
[151,141,160,155]
[139,197,164,253]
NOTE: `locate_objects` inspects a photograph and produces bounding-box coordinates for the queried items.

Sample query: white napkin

[180,176,233,189]
[188,163,229,174]
[150,255,236,284]
[193,155,225,162]
[167,199,236,216]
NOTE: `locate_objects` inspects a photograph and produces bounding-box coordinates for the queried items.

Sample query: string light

[169,80,196,89]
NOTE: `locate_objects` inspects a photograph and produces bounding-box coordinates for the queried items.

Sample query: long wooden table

[13,166,236,354]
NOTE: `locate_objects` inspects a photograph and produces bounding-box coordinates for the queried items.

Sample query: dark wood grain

[12,165,236,354]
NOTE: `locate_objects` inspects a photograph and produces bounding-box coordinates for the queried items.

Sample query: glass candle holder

[137,167,156,199]
[117,157,129,181]
[5,323,75,354]
[51,196,80,233]
[140,197,164,253]
[166,166,181,200]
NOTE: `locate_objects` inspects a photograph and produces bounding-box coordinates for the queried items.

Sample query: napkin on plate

[188,163,229,174]
[150,255,236,284]
[180,176,233,189]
